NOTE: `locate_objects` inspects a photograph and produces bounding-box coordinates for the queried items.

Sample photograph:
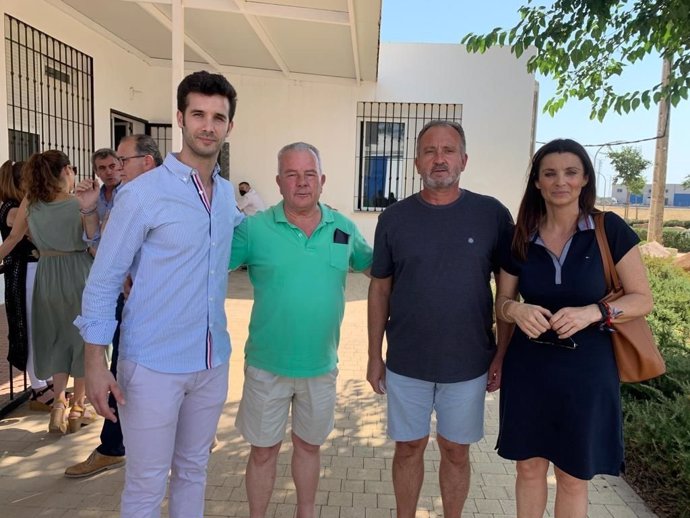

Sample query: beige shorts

[235,365,338,447]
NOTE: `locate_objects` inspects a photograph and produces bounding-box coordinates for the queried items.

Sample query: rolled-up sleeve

[74,185,149,345]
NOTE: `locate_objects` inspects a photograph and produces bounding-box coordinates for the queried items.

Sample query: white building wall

[1,3,536,243]
[0,0,171,159]
[229,44,536,241]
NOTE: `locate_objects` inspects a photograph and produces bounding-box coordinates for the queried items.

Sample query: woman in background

[0,151,95,433]
[0,160,52,409]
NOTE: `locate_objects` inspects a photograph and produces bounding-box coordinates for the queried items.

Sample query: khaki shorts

[235,365,338,447]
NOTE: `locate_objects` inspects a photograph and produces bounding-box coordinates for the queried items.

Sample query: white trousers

[25,262,49,389]
[118,359,228,518]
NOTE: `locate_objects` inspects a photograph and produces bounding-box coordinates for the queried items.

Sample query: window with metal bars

[146,123,173,158]
[4,15,94,181]
[354,102,463,211]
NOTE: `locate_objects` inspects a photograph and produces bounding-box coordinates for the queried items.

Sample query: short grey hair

[91,148,119,173]
[121,134,163,166]
[277,142,322,174]
[416,120,466,156]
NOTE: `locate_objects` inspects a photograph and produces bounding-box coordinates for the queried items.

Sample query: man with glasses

[76,71,243,518]
[116,135,163,184]
[66,135,163,479]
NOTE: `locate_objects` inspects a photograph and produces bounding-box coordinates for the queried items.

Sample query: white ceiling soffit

[54,0,381,82]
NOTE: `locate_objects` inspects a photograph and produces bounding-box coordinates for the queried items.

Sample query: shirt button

[209,297,214,302]
[210,270,215,274]
[211,242,216,246]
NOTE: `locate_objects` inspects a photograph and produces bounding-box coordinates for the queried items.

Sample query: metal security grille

[355,102,463,211]
[1,16,94,416]
[4,15,94,180]
[146,123,173,158]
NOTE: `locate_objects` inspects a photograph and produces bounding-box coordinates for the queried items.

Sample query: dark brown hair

[512,139,597,260]
[0,160,25,203]
[23,150,71,204]
[177,70,238,121]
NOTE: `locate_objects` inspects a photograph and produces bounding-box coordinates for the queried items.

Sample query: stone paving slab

[0,271,657,517]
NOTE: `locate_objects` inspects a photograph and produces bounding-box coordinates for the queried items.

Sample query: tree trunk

[648,57,672,243]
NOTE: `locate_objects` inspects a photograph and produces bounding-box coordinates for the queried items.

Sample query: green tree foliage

[607,146,650,196]
[461,0,690,121]
[683,175,690,190]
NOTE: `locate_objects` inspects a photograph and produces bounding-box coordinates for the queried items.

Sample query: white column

[171,0,184,152]
[0,11,10,161]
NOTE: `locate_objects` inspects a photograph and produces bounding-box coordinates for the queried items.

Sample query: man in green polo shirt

[229,141,372,518]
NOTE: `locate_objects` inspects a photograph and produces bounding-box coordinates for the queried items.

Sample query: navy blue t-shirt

[371,190,513,383]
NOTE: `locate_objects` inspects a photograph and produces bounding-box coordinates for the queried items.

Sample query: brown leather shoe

[64,450,125,478]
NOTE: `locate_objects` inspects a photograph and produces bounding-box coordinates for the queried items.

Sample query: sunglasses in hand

[529,329,577,350]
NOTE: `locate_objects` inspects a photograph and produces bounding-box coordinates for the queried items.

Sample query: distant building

[611,183,690,207]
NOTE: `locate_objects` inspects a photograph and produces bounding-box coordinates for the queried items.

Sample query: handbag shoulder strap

[593,212,622,292]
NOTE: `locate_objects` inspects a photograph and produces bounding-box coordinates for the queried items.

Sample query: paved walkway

[0,272,657,517]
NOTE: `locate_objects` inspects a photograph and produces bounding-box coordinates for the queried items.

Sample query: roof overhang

[46,0,381,84]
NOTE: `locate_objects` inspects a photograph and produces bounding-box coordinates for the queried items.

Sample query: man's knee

[436,434,469,467]
[395,436,429,460]
[249,443,282,465]
[292,433,321,455]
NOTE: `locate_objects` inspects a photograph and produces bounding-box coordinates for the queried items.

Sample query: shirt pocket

[329,242,350,271]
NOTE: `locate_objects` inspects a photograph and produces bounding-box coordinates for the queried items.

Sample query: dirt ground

[599,205,690,222]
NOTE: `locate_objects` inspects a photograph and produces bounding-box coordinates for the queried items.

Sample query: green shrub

[664,220,690,229]
[662,228,690,252]
[646,258,690,352]
[633,228,648,241]
[629,226,690,251]
[621,258,690,517]
[622,350,690,402]
[623,391,690,518]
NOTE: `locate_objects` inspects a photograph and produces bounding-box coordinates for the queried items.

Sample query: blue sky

[380,0,689,192]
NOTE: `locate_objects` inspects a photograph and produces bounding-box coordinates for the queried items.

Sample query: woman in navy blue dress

[494,139,653,517]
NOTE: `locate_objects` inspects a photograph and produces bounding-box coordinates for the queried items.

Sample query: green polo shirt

[229,202,372,377]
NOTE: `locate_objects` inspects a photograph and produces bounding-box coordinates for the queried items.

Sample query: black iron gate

[2,15,95,416]
[4,14,94,178]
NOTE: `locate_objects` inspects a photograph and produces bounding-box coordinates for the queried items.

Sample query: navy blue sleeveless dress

[496,212,639,480]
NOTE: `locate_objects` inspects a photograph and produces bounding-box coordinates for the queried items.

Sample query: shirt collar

[274,200,334,226]
[530,212,595,243]
[99,182,121,198]
[163,152,221,182]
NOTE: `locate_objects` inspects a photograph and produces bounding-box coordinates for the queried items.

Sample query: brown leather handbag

[593,213,666,383]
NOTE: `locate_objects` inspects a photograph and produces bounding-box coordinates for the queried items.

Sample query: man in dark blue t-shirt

[367,120,513,518]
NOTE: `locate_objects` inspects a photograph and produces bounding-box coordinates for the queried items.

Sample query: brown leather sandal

[48,399,68,434]
[68,404,98,434]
